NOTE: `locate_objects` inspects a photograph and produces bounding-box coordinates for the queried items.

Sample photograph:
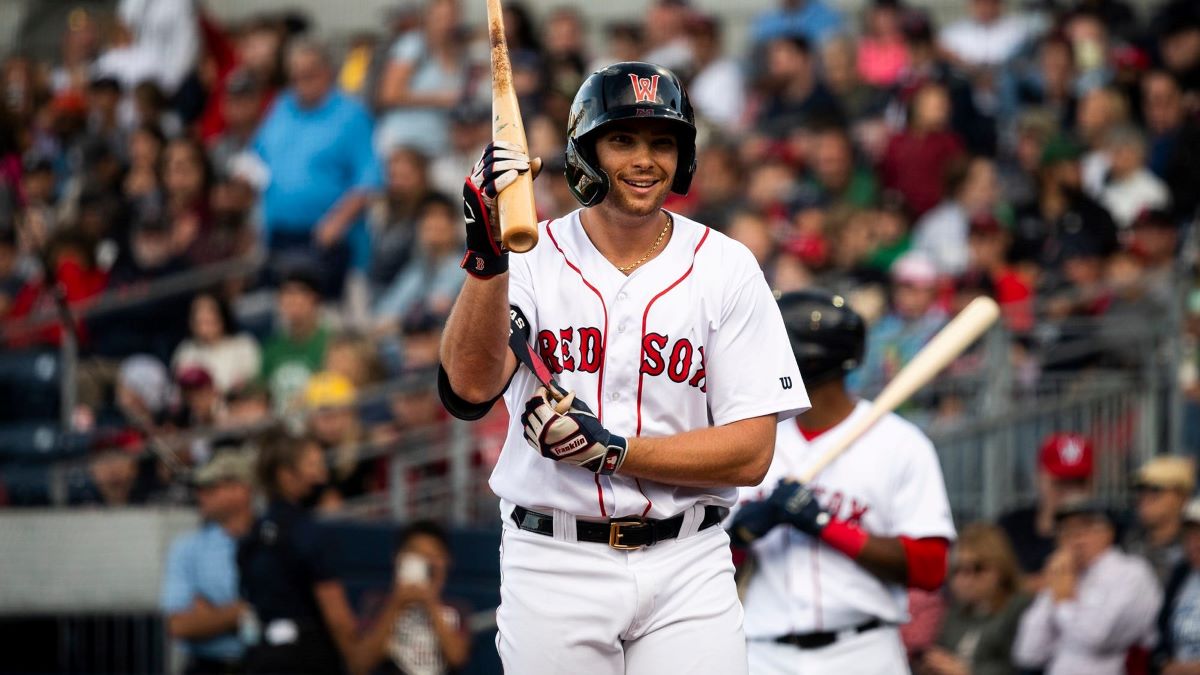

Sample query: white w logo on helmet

[629,74,660,103]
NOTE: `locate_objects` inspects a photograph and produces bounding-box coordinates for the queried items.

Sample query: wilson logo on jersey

[780,377,792,390]
[629,74,660,103]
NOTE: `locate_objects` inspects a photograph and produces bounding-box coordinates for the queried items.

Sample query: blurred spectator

[1010,135,1118,276]
[856,0,909,88]
[92,213,192,361]
[304,371,370,507]
[997,433,1094,585]
[1012,498,1161,675]
[436,103,493,192]
[174,366,222,432]
[911,156,1001,276]
[223,382,272,431]
[756,36,842,139]
[879,83,966,218]
[593,23,644,72]
[1139,70,1200,219]
[1125,456,1196,584]
[1157,3,1200,97]
[1129,208,1180,302]
[965,213,1035,332]
[642,0,693,71]
[689,144,745,230]
[0,226,22,316]
[161,137,221,262]
[325,332,383,390]
[239,429,390,675]
[122,123,165,207]
[74,443,143,507]
[1096,125,1170,230]
[848,253,947,394]
[172,292,262,396]
[369,147,432,294]
[1000,34,1077,132]
[374,0,468,158]
[920,522,1030,675]
[52,8,102,94]
[1155,496,1200,672]
[938,0,1035,70]
[93,0,199,98]
[356,520,470,675]
[83,75,125,161]
[254,39,380,299]
[208,70,265,179]
[821,36,883,124]
[133,81,182,138]
[5,229,106,350]
[802,123,879,210]
[751,0,845,46]
[685,14,747,134]
[1077,87,1131,195]
[116,354,172,427]
[374,194,464,325]
[261,265,329,412]
[161,451,255,675]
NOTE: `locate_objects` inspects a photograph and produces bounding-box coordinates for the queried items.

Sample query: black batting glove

[460,141,540,279]
[768,479,831,537]
[728,499,782,548]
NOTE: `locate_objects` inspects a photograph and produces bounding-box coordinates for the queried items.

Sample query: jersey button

[617,324,627,333]
[617,292,628,300]
[609,392,621,402]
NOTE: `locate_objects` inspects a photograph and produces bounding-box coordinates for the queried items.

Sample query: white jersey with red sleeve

[491,209,811,519]
[738,401,956,637]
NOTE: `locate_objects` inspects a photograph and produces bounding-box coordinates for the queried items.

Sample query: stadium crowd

[1,0,1200,672]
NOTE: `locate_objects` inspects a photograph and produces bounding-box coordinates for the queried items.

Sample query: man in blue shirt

[752,0,845,45]
[161,451,257,675]
[253,38,382,299]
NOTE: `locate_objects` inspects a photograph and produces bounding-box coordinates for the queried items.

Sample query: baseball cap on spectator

[177,365,215,391]
[1039,433,1094,480]
[891,252,939,288]
[1132,208,1176,230]
[118,355,171,415]
[1135,456,1196,493]
[303,371,356,410]
[1039,134,1084,167]
[194,451,255,487]
[277,260,324,296]
[1054,494,1113,524]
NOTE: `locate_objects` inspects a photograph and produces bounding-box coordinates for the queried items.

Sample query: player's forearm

[441,275,511,402]
[852,536,908,586]
[166,600,243,639]
[619,415,776,488]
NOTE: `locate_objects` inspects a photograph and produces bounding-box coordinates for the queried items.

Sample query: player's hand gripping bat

[487,0,538,253]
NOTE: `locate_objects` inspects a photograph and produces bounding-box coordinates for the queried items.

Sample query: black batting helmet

[777,289,866,386]
[564,62,697,207]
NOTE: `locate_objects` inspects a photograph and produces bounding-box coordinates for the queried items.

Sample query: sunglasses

[952,561,987,575]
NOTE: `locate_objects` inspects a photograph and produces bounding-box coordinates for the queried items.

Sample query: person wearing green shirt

[261,266,330,411]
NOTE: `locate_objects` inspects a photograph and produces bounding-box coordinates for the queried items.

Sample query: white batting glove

[521,387,627,475]
[468,140,542,223]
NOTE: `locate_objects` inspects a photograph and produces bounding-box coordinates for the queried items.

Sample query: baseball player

[438,62,811,673]
[729,290,955,674]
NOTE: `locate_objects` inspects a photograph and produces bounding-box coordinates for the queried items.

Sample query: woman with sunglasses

[919,523,1030,675]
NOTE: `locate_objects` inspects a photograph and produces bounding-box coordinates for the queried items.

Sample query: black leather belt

[774,618,884,650]
[511,505,727,550]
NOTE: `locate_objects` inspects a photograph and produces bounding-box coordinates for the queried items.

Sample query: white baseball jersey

[492,209,811,519]
[738,401,955,637]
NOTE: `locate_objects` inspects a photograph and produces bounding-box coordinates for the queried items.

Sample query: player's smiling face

[594,119,679,218]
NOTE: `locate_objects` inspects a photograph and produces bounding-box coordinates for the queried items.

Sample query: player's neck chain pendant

[616,212,673,274]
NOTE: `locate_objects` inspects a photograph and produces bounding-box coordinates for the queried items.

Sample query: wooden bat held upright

[486,0,538,253]
[797,296,1001,483]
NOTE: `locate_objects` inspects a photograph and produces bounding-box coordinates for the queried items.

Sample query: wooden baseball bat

[797,296,1001,483]
[486,0,538,253]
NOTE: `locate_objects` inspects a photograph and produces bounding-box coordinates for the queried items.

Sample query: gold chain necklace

[616,213,673,273]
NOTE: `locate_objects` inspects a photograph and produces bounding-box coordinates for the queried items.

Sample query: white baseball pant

[496,516,748,674]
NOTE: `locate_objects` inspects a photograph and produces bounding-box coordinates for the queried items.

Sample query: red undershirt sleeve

[819,519,949,591]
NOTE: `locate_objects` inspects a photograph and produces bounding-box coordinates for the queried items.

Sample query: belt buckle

[609,519,648,550]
